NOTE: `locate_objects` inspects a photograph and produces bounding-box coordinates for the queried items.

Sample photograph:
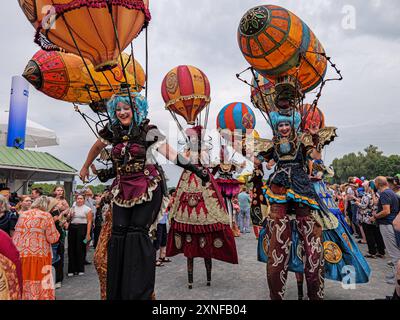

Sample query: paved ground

[57,231,395,300]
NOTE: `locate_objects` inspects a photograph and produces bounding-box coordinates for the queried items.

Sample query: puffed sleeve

[98,125,113,145]
[145,123,166,147]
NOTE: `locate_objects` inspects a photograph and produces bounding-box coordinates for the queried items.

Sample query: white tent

[0,111,59,148]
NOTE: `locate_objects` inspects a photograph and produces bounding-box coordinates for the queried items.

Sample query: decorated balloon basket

[235,4,342,136]
[18,0,152,140]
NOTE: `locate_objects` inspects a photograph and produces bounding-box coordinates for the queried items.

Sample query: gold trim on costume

[213,238,223,249]
[171,170,230,226]
[174,234,182,249]
[323,241,342,264]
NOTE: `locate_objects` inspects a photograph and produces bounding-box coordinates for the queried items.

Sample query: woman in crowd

[47,198,67,289]
[15,195,33,214]
[12,196,59,300]
[67,194,93,276]
[52,186,70,212]
[0,195,17,237]
[154,191,173,267]
[0,229,22,300]
[355,181,386,259]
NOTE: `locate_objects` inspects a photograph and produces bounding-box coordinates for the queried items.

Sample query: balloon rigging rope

[59,14,104,102]
[74,104,99,138]
[108,4,138,132]
[145,27,149,100]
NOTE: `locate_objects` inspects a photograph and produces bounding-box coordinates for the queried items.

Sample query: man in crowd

[345,178,360,236]
[237,187,251,234]
[372,176,400,289]
[31,187,43,200]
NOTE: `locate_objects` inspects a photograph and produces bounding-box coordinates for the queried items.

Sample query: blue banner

[7,76,29,149]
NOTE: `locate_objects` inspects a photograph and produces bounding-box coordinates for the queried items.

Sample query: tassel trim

[35,0,151,51]
[171,221,229,234]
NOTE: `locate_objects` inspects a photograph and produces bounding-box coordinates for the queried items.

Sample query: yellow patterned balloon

[23,50,145,104]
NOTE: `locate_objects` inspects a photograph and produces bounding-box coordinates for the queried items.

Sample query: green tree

[331,145,400,183]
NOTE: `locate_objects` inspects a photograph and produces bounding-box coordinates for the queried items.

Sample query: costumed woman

[258,106,325,300]
[248,155,271,239]
[93,189,113,300]
[80,92,209,300]
[211,149,245,237]
[293,106,370,299]
[257,99,371,300]
[166,126,239,289]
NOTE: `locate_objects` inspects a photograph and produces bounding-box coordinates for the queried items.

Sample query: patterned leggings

[266,203,325,300]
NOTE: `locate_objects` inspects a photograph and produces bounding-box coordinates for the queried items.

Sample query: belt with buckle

[117,162,145,175]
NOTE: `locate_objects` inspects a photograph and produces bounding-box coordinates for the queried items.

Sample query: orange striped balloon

[238,5,327,93]
[161,65,211,125]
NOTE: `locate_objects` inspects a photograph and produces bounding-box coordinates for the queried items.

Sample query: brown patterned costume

[94,209,112,300]
[0,254,21,300]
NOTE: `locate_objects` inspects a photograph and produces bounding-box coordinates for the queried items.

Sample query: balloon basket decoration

[18,0,151,142]
[216,102,256,160]
[161,65,211,143]
[236,4,343,135]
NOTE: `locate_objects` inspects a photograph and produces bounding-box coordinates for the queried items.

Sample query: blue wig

[107,92,149,128]
[269,111,301,133]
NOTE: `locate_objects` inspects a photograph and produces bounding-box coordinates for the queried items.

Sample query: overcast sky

[1,0,399,186]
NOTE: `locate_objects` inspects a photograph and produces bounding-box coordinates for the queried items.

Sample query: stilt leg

[205,258,212,286]
[187,257,194,289]
[295,272,304,300]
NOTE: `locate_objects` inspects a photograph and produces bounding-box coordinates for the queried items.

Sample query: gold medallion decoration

[342,233,353,251]
[187,194,199,207]
[213,238,223,249]
[323,241,342,264]
[186,234,192,243]
[199,237,207,249]
[174,234,182,250]
[166,72,178,94]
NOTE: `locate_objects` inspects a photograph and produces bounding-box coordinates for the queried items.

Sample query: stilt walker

[211,147,245,237]
[162,66,239,289]
[81,92,209,300]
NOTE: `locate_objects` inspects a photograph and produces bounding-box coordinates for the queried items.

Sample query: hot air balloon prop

[18,0,151,72]
[22,50,145,105]
[250,71,277,113]
[238,4,327,93]
[217,102,256,157]
[299,103,325,133]
[161,65,211,130]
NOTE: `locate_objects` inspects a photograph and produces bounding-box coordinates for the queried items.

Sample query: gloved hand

[176,154,210,186]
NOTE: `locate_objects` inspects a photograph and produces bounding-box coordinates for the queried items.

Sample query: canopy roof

[0,146,76,175]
